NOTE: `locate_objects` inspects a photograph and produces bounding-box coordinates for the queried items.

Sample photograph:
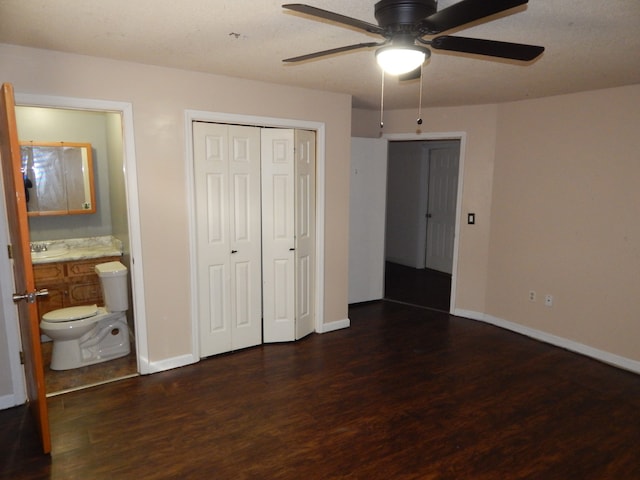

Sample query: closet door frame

[185,110,326,360]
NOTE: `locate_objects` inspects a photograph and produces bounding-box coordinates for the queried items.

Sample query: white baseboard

[145,353,197,374]
[143,319,352,375]
[0,394,22,410]
[454,308,640,375]
[318,318,350,334]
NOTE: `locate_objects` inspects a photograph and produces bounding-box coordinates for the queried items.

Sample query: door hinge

[7,244,12,259]
[19,351,25,365]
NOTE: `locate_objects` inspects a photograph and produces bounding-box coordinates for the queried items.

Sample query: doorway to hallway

[383,139,460,311]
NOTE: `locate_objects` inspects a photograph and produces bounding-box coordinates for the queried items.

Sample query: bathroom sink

[30,236,123,263]
[31,248,69,260]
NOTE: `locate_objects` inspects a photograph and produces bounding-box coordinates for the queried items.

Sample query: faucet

[30,242,48,253]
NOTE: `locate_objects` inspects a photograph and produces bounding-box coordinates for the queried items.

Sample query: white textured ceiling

[1,0,639,109]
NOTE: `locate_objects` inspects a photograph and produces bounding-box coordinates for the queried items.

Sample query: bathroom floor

[41,341,138,396]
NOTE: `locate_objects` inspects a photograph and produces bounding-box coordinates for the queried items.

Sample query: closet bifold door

[193,122,262,357]
[262,129,317,342]
[294,129,316,340]
[261,128,296,342]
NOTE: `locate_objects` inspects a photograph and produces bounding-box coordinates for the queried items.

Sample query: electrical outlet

[544,294,553,307]
[529,290,536,302]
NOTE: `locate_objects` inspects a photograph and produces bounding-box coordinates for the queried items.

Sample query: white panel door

[228,126,262,351]
[349,137,388,303]
[294,129,315,340]
[262,129,295,342]
[194,122,261,357]
[425,143,460,274]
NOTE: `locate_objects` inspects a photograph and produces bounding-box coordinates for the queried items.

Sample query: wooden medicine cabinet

[20,141,96,216]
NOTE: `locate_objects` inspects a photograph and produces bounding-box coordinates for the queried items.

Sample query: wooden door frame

[7,92,150,374]
[383,132,467,313]
[184,110,326,360]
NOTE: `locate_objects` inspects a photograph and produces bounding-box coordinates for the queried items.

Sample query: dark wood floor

[385,261,451,311]
[2,301,640,479]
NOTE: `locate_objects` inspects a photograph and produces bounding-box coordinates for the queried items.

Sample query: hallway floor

[384,261,451,311]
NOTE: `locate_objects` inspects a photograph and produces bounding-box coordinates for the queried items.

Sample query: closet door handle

[289,248,295,251]
[231,250,238,254]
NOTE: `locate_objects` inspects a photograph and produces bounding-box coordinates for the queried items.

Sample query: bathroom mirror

[20,141,96,216]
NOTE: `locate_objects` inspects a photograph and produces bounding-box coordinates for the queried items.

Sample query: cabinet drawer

[33,256,121,313]
[68,281,103,305]
[66,256,120,278]
[33,263,65,284]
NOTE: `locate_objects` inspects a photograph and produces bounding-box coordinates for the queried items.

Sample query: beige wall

[352,104,499,314]
[0,43,352,365]
[354,84,640,364]
[2,40,638,379]
[488,85,640,361]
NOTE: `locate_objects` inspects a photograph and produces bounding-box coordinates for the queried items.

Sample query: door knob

[12,289,49,304]
[231,250,238,254]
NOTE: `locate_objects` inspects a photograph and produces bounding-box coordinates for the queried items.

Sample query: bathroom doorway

[15,104,142,395]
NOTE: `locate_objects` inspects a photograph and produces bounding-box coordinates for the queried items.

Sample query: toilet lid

[42,304,98,322]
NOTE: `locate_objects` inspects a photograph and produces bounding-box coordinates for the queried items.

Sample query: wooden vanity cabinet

[33,256,121,317]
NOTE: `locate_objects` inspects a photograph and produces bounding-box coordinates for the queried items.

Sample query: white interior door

[349,137,388,303]
[193,122,262,357]
[261,128,295,342]
[294,129,315,340]
[228,126,263,350]
[425,143,460,274]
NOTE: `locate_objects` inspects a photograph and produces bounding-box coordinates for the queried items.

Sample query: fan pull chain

[417,64,424,125]
[380,69,385,129]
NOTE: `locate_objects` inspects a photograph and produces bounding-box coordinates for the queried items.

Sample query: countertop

[31,236,123,265]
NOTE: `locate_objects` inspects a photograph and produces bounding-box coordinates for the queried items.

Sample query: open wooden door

[0,83,51,454]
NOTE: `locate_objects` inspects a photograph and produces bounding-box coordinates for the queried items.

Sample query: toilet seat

[42,304,98,323]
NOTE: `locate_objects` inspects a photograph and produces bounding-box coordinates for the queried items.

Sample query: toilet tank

[95,261,129,312]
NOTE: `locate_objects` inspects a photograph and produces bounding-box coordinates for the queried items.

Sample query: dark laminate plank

[2,301,639,479]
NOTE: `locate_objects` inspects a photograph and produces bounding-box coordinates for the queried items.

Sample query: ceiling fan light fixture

[376,45,429,75]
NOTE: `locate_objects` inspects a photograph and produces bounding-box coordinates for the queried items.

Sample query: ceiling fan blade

[283,42,383,63]
[430,36,544,61]
[282,4,385,35]
[419,0,529,35]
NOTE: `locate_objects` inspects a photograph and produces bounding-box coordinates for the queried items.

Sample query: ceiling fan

[283,0,544,77]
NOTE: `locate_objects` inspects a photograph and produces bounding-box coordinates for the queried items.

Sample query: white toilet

[40,261,131,371]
